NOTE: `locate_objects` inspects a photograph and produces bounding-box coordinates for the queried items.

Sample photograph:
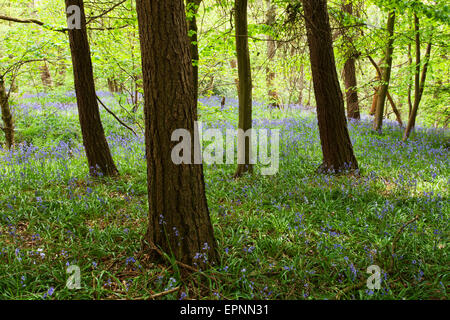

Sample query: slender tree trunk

[0,77,14,149]
[298,63,304,105]
[187,0,202,103]
[403,38,432,141]
[230,59,240,94]
[306,77,312,106]
[343,58,360,119]
[265,0,279,108]
[373,10,396,133]
[368,56,403,127]
[386,91,403,127]
[369,59,383,116]
[342,2,360,120]
[40,61,53,89]
[407,42,413,116]
[55,48,67,87]
[136,0,218,267]
[301,0,358,173]
[65,0,118,177]
[370,82,379,115]
[234,0,253,178]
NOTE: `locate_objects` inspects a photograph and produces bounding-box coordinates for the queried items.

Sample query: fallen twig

[148,286,180,300]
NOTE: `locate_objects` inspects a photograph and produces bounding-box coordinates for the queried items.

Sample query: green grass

[0,93,448,300]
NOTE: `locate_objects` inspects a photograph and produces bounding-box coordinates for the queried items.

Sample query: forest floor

[0,92,448,300]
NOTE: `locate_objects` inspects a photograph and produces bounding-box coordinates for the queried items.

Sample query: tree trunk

[343,58,360,120]
[39,61,53,89]
[368,56,403,127]
[369,82,379,115]
[187,0,202,103]
[0,77,14,149]
[265,0,279,108]
[65,0,118,177]
[386,91,403,127]
[369,59,383,115]
[373,10,395,133]
[407,42,413,117]
[342,2,360,120]
[301,0,358,173]
[234,0,253,178]
[136,0,218,267]
[55,48,67,87]
[403,35,432,141]
[298,63,304,106]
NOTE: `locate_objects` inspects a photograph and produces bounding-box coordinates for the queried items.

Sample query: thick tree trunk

[65,0,118,177]
[234,0,253,178]
[373,10,395,133]
[187,0,202,103]
[136,0,218,267]
[0,77,14,149]
[342,3,360,120]
[301,0,358,173]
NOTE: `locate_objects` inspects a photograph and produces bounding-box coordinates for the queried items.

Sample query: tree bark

[341,2,360,120]
[0,77,14,149]
[136,0,218,267]
[234,0,253,178]
[65,0,118,177]
[301,0,358,173]
[373,10,395,133]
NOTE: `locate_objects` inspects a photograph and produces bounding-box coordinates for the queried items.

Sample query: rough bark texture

[136,0,218,267]
[65,0,118,177]
[234,0,253,178]
[301,0,358,172]
[0,77,14,149]
[373,10,395,133]
[342,3,360,120]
